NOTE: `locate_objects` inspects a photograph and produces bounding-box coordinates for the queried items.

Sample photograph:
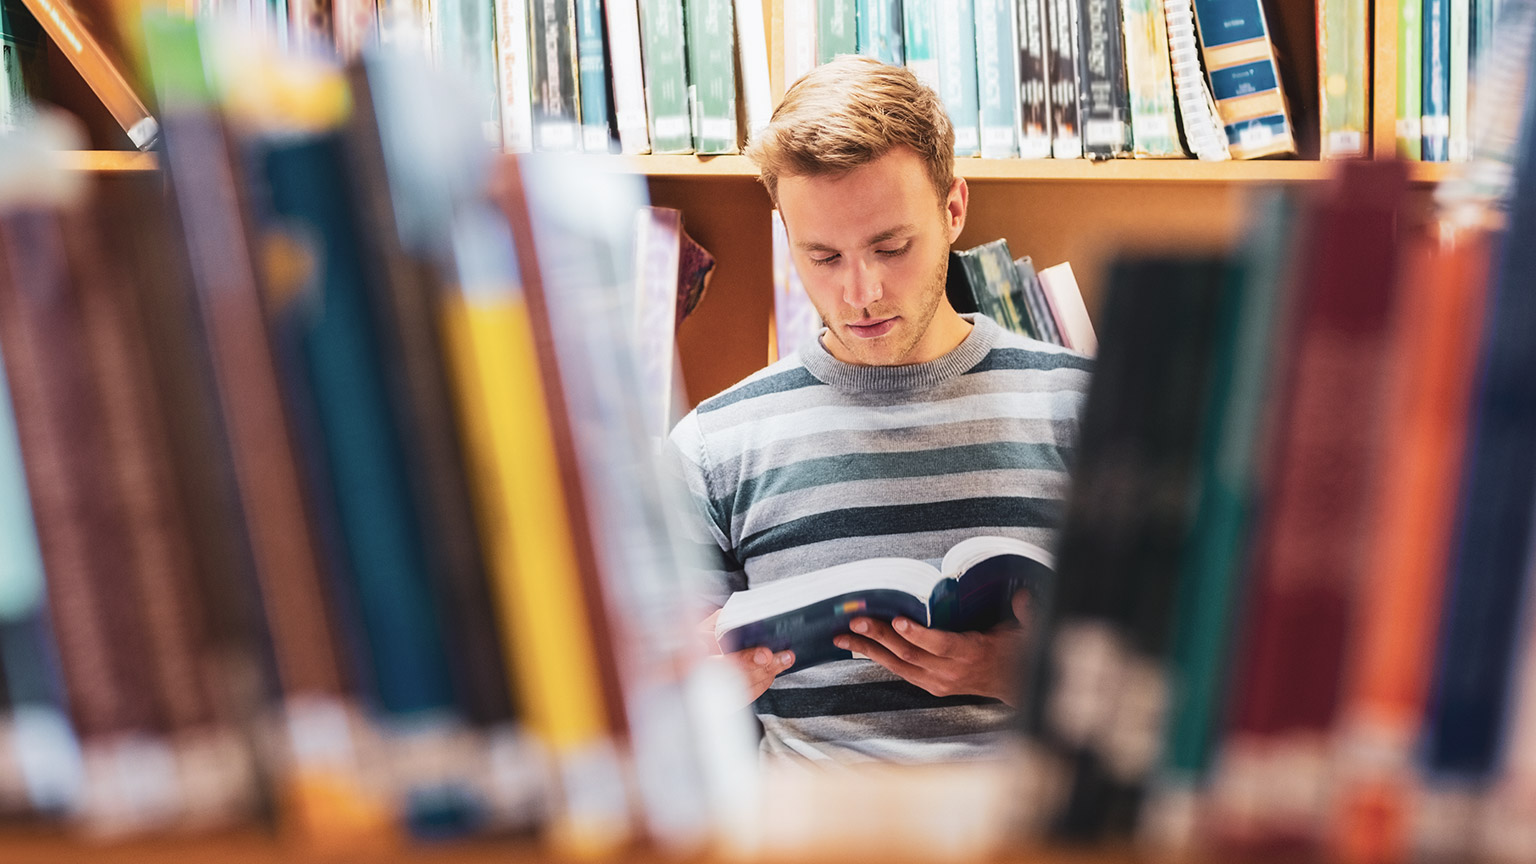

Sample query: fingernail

[777,652,794,666]
[834,637,849,649]
[852,620,868,634]
[754,649,770,666]
[894,618,909,632]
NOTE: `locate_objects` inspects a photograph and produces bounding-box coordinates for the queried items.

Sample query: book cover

[1189,0,1296,158]
[1398,0,1424,158]
[1424,0,1452,160]
[1318,0,1369,158]
[605,0,652,153]
[1076,0,1132,158]
[903,0,939,91]
[496,0,536,152]
[957,240,1030,336]
[1122,0,1183,156]
[818,0,856,62]
[976,0,1021,157]
[1017,0,1053,158]
[576,0,614,151]
[856,0,903,64]
[14,0,158,148]
[1014,255,1063,344]
[685,0,738,154]
[716,537,1055,673]
[1046,0,1081,157]
[529,0,582,150]
[639,0,693,153]
[936,0,982,155]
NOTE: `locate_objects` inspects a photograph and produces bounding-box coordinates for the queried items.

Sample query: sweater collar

[801,314,1000,392]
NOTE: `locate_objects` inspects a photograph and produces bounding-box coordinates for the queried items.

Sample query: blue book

[935,0,981,155]
[1422,46,1536,781]
[1423,0,1452,160]
[576,0,614,151]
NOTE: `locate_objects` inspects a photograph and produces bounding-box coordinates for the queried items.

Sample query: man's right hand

[720,646,795,706]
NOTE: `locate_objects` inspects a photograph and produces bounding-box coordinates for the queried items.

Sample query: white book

[606,0,653,154]
[495,0,535,153]
[1036,261,1095,355]
[1162,0,1229,161]
[734,0,772,142]
[782,0,818,91]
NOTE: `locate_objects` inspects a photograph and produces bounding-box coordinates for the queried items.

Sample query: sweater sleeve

[666,410,747,609]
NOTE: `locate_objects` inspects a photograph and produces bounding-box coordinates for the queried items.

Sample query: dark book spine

[530,0,582,150]
[575,0,613,151]
[1046,0,1082,157]
[1075,0,1131,158]
[344,62,514,727]
[1017,0,1053,157]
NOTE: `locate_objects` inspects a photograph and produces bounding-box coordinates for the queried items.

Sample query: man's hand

[834,613,1028,706]
[699,608,795,707]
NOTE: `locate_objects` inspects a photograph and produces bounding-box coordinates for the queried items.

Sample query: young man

[669,57,1092,762]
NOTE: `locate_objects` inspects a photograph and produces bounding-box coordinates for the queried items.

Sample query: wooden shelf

[60,151,1457,185]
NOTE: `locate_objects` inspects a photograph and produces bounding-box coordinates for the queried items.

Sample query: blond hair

[745,56,955,206]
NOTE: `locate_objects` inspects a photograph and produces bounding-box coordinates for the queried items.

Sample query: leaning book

[715,536,1054,672]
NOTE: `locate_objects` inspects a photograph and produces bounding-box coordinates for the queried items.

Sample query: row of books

[1015,6,1536,860]
[0,20,754,851]
[1391,0,1504,162]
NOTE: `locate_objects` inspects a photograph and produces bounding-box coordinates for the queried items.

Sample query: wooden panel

[646,176,776,408]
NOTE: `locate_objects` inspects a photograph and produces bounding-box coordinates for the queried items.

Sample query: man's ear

[945,177,969,244]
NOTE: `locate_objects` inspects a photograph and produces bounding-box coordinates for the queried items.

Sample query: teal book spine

[902,0,939,90]
[856,0,903,64]
[818,0,857,63]
[936,0,982,155]
[685,0,738,153]
[1424,0,1452,160]
[577,0,614,151]
[639,0,694,152]
[261,135,455,719]
[975,0,1021,157]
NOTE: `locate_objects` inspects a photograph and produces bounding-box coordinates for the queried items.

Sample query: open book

[715,536,1055,673]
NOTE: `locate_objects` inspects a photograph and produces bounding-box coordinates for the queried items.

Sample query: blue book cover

[1423,0,1452,160]
[1422,48,1536,780]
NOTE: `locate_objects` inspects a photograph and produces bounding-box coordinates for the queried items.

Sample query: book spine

[856,0,904,64]
[1163,0,1229,160]
[772,210,822,360]
[605,0,652,153]
[1449,0,1469,160]
[1122,0,1183,156]
[897,0,933,89]
[1075,0,1131,158]
[435,0,503,147]
[1318,0,1370,158]
[332,0,377,59]
[734,0,772,141]
[633,208,683,439]
[818,0,856,62]
[1017,0,1053,158]
[1189,0,1296,159]
[975,0,1021,157]
[782,0,818,88]
[376,0,430,53]
[639,0,694,153]
[289,0,338,54]
[1424,0,1451,160]
[576,0,613,151]
[1046,0,1082,157]
[529,0,582,150]
[686,0,738,153]
[496,0,536,153]
[1398,0,1423,157]
[936,0,982,155]
[0,1,27,132]
[14,0,158,148]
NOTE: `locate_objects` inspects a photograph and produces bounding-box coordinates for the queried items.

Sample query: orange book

[1330,224,1494,864]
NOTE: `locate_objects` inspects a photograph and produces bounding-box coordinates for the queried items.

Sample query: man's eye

[810,254,840,266]
[876,244,910,257]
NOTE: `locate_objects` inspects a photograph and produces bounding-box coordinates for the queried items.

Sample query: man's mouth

[847,317,897,339]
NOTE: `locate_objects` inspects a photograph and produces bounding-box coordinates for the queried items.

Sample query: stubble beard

[823,251,951,367]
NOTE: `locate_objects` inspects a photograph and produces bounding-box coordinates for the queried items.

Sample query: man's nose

[843,257,883,308]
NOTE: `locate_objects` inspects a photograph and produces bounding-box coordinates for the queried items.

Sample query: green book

[902,0,939,89]
[1397,0,1423,158]
[685,0,737,153]
[818,0,857,63]
[639,0,694,153]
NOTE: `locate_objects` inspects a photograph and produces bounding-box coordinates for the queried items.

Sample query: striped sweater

[670,314,1092,763]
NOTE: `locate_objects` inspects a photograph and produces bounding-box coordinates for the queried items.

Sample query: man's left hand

[834,614,1029,706]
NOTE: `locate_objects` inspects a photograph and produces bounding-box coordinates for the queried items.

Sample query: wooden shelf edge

[58,150,159,172]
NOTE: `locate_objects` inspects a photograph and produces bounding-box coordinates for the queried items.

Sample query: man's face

[776,147,967,367]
